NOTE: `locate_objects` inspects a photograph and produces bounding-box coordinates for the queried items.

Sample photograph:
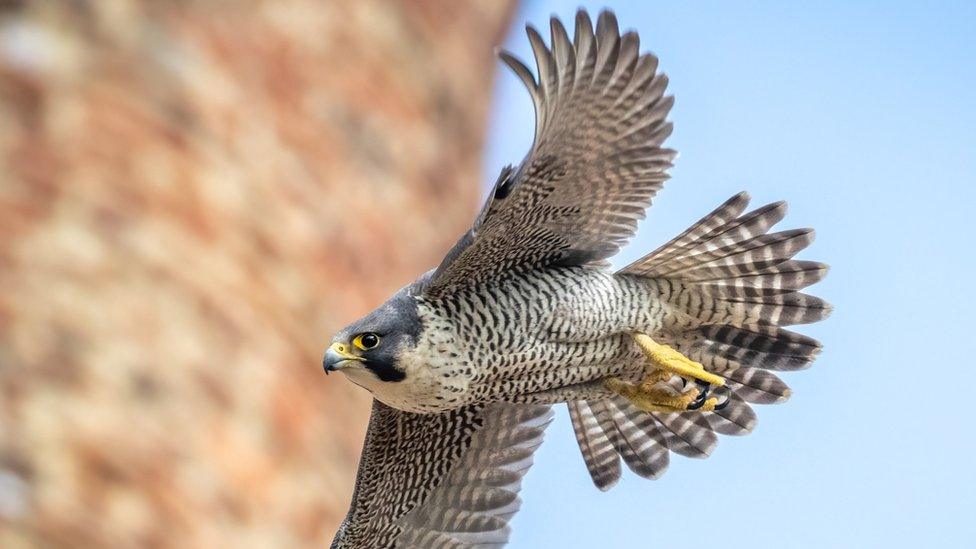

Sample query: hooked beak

[323,342,364,374]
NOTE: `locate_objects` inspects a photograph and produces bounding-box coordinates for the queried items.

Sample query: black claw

[695,379,711,401]
[686,385,709,410]
[713,385,733,411]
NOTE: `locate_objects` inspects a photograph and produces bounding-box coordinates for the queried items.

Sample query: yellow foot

[604,377,720,413]
[632,333,725,387]
[602,333,729,413]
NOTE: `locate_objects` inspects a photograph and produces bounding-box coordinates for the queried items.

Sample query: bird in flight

[325,9,830,548]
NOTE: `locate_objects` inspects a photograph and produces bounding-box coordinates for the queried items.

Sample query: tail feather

[662,230,815,280]
[568,401,621,490]
[726,367,792,404]
[717,292,831,325]
[695,282,826,304]
[650,193,827,441]
[606,398,671,476]
[649,214,800,278]
[688,259,828,294]
[640,193,829,375]
[569,193,829,490]
[567,393,756,488]
[590,399,669,480]
[694,199,787,245]
[651,412,717,458]
[704,394,757,435]
[624,192,750,274]
[697,324,822,371]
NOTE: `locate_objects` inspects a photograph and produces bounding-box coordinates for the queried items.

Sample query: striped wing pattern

[332,400,552,548]
[425,10,675,297]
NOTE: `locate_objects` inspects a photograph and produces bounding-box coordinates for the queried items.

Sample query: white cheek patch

[341,367,379,391]
[366,301,474,413]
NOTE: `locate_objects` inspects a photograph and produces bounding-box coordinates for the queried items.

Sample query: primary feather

[426,11,676,297]
[331,401,552,548]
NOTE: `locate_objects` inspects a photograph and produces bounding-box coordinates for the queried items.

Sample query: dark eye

[353,332,380,350]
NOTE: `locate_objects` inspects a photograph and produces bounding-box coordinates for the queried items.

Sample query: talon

[695,378,711,394]
[688,379,714,410]
[713,385,733,411]
[686,387,708,410]
[604,335,731,414]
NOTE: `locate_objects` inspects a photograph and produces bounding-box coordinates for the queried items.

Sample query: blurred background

[0,1,514,546]
[1,1,974,548]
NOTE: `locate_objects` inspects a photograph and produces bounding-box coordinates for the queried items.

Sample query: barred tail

[570,192,830,489]
[627,192,831,375]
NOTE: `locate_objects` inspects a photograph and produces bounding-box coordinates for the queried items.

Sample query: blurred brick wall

[0,1,515,546]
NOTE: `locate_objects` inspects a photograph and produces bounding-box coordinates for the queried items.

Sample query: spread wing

[331,400,552,548]
[424,10,675,297]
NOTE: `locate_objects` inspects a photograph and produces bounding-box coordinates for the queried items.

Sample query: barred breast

[376,266,671,413]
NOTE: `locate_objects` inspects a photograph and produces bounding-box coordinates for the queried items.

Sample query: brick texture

[0,1,514,546]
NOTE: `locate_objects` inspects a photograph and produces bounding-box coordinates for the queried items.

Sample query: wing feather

[424,9,675,297]
[331,401,552,548]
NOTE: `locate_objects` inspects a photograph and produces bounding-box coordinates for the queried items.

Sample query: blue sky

[481,2,976,547]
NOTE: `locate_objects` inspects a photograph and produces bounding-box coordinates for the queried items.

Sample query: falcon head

[323,286,422,387]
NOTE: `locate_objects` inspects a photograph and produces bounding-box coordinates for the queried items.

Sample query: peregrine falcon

[326,9,830,548]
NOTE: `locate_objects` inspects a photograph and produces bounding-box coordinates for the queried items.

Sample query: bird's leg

[603,333,726,413]
[632,333,725,386]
